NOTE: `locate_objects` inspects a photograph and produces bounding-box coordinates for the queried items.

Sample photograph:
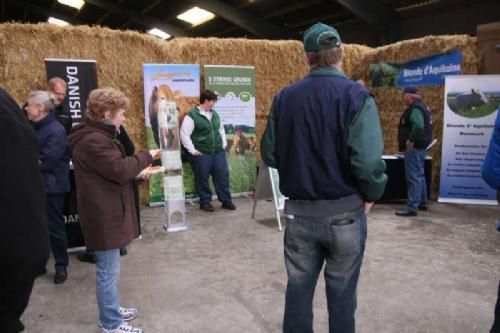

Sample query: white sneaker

[100,322,143,333]
[119,307,138,321]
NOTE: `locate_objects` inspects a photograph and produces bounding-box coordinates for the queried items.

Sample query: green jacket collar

[308,66,346,78]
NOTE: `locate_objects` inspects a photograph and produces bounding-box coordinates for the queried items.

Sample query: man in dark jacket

[261,23,387,333]
[481,111,500,333]
[0,87,49,332]
[26,90,71,284]
[48,77,72,134]
[396,87,433,216]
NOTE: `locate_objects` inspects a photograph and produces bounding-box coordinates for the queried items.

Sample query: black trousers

[0,265,37,332]
[492,281,500,333]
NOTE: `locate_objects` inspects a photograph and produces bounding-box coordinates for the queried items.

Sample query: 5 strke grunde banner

[439,75,500,205]
[204,65,257,197]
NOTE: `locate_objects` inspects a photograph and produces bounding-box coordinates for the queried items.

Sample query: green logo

[239,92,251,102]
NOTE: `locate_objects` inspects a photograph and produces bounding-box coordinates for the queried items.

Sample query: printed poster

[143,64,200,204]
[369,51,462,88]
[204,65,257,196]
[439,75,500,205]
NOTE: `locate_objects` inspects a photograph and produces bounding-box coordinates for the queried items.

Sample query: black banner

[45,58,97,124]
[46,59,97,249]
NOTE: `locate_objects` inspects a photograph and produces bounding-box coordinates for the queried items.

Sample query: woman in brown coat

[69,87,159,333]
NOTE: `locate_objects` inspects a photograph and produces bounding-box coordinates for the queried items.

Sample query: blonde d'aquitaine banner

[439,75,500,205]
[143,64,200,205]
[204,65,257,196]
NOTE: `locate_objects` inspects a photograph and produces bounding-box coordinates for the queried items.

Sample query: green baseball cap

[303,22,342,52]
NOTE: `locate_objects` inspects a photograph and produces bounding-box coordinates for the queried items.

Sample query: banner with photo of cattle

[143,64,200,205]
[369,51,462,88]
[439,75,500,205]
[204,65,256,196]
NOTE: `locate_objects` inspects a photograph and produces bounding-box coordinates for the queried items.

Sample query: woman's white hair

[28,90,55,113]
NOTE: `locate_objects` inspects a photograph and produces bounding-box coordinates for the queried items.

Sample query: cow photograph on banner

[439,75,500,205]
[369,51,462,88]
[204,65,257,196]
[45,58,98,250]
[143,64,200,204]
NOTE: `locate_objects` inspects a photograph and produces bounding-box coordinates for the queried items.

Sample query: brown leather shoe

[200,203,215,212]
[221,202,236,210]
[54,268,67,284]
[395,209,417,217]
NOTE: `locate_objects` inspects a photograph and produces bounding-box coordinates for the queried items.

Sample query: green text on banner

[203,65,257,196]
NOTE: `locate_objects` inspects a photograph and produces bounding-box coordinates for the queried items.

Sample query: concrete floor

[23,198,499,333]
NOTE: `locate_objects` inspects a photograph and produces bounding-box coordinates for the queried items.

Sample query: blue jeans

[283,209,367,333]
[404,148,428,212]
[95,249,122,330]
[46,193,69,269]
[188,151,231,206]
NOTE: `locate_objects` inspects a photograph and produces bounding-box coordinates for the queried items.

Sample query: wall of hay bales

[0,23,310,204]
[0,23,480,202]
[353,35,480,197]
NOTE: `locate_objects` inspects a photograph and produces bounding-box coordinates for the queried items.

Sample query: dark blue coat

[32,113,70,193]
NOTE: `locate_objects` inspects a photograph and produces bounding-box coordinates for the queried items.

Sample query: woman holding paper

[69,87,159,333]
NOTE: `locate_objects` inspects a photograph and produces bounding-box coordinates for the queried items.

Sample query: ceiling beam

[195,0,286,39]
[265,0,324,18]
[6,0,85,25]
[23,0,30,21]
[95,0,124,25]
[334,0,396,29]
[84,0,187,36]
[120,0,163,29]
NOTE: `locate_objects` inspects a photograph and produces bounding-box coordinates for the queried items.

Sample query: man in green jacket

[180,89,236,212]
[396,87,433,216]
[261,22,387,333]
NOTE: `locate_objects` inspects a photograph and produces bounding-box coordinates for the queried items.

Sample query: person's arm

[481,112,500,190]
[347,96,388,204]
[219,121,227,150]
[408,107,425,147]
[260,98,277,168]
[179,116,200,155]
[39,130,68,171]
[79,135,153,185]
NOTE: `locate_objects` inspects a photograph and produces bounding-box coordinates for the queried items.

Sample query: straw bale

[0,24,311,204]
[0,23,480,201]
[356,35,480,197]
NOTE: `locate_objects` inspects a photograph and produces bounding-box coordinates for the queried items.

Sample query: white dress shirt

[180,106,227,155]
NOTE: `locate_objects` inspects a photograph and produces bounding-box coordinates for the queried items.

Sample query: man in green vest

[180,89,236,212]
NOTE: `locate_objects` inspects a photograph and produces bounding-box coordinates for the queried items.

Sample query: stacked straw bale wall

[353,35,480,196]
[0,23,480,202]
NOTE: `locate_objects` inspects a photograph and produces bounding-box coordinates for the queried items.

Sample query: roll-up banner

[439,75,500,205]
[45,58,97,125]
[143,64,200,205]
[45,58,98,249]
[369,51,462,88]
[204,65,257,196]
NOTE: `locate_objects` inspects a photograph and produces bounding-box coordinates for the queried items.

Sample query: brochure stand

[251,161,286,231]
[158,100,187,232]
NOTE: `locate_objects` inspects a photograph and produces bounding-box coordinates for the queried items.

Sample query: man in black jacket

[0,87,49,332]
[48,77,72,134]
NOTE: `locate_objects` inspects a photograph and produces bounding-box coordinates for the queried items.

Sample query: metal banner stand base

[163,199,187,232]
